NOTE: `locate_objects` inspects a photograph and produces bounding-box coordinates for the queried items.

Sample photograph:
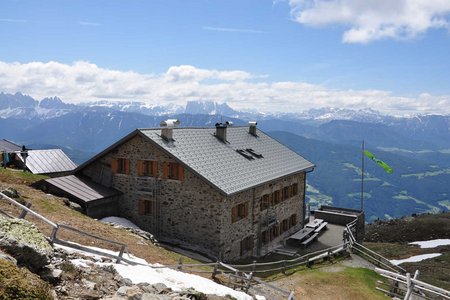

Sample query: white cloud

[0,60,449,115]
[288,0,450,43]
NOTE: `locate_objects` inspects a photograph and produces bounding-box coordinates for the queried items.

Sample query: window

[260,194,270,211]
[261,230,269,244]
[273,190,281,205]
[163,162,184,181]
[231,202,249,223]
[269,193,275,207]
[138,160,158,177]
[111,158,130,174]
[290,214,297,227]
[272,224,280,238]
[281,219,289,233]
[240,235,254,256]
[138,199,153,215]
[292,183,298,196]
[283,186,290,200]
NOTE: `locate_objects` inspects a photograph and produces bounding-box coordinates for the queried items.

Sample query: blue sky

[1,0,450,115]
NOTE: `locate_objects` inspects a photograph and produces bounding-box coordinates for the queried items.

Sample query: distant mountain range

[1,91,449,221]
[3,91,443,122]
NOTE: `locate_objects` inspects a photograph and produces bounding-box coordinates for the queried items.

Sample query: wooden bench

[301,232,319,247]
[314,221,328,233]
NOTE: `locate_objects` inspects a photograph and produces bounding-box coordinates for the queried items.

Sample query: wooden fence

[375,268,450,300]
[0,191,128,263]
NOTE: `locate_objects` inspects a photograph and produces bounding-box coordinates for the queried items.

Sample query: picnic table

[288,227,314,242]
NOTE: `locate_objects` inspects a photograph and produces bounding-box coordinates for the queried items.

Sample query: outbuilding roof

[0,139,21,152]
[16,149,77,174]
[45,175,120,202]
[140,126,314,195]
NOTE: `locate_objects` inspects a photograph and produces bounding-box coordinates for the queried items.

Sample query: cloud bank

[289,0,450,43]
[0,60,449,115]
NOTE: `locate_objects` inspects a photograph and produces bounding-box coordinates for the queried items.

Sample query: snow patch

[55,243,256,300]
[100,216,141,230]
[390,253,442,265]
[409,239,450,248]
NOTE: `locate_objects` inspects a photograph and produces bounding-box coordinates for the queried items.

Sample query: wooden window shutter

[152,161,158,177]
[249,237,254,251]
[162,162,168,178]
[231,206,238,223]
[124,159,130,174]
[178,164,184,181]
[138,161,143,176]
[111,159,118,174]
[138,200,145,215]
[244,202,249,217]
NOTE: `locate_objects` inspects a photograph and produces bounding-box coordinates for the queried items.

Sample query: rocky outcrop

[0,215,53,271]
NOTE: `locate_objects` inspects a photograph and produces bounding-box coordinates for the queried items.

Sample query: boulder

[40,265,63,284]
[0,216,53,271]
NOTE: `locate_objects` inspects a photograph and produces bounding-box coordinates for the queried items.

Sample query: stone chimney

[249,121,257,136]
[160,119,180,141]
[215,123,227,142]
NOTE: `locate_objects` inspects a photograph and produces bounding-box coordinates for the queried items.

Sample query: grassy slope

[267,260,389,300]
[364,213,450,290]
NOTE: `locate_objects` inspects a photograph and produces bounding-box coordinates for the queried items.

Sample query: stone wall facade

[81,134,307,261]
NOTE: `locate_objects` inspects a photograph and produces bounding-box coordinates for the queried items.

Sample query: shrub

[0,259,52,300]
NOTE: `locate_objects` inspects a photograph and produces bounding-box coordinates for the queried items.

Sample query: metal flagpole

[361,140,365,211]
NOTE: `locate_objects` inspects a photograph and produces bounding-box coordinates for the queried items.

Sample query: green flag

[364,150,393,174]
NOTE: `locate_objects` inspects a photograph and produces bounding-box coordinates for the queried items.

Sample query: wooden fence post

[18,202,32,219]
[245,272,253,293]
[212,261,219,279]
[178,257,183,271]
[116,245,125,263]
[404,272,412,300]
[49,226,58,242]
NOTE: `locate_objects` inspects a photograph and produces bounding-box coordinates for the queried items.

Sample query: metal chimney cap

[249,121,257,126]
[160,119,180,128]
[225,121,233,126]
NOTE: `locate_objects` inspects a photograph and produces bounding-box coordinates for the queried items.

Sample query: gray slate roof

[139,126,314,195]
[45,175,120,202]
[16,149,77,174]
[0,139,21,152]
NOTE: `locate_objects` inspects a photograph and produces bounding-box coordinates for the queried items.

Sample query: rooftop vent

[160,119,180,141]
[215,122,228,142]
[249,121,257,136]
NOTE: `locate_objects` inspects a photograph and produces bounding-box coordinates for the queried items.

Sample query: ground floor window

[240,235,254,256]
[138,199,154,215]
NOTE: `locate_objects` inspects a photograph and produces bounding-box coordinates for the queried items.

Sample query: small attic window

[246,148,263,158]
[236,149,254,160]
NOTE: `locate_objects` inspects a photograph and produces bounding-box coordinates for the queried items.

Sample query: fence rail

[344,217,406,274]
[0,191,128,263]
